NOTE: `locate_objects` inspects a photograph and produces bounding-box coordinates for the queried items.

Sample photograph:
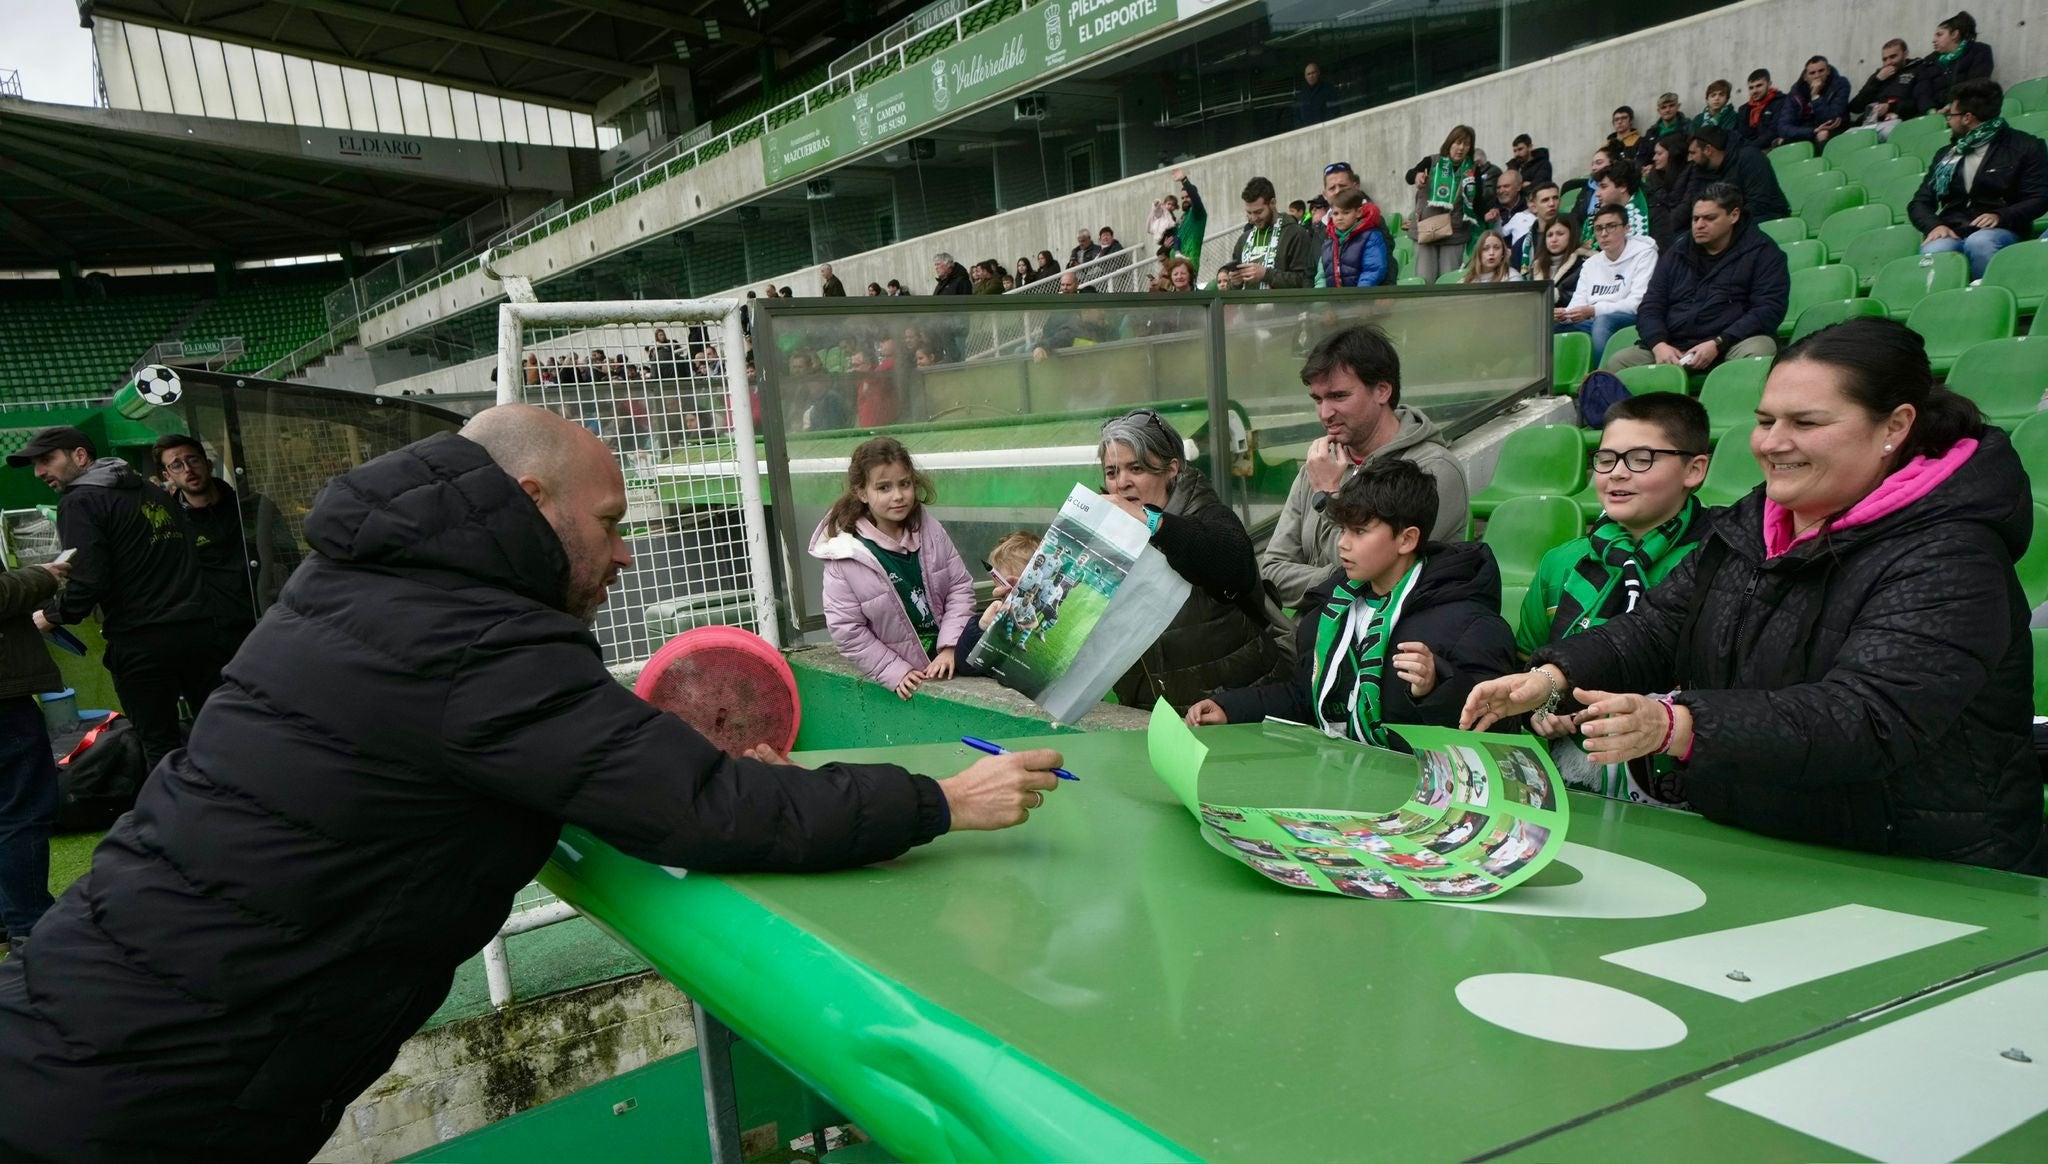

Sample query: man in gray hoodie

[1260,325,1468,609]
[8,426,220,770]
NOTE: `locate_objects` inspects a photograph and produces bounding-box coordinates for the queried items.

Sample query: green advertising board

[762,0,1217,183]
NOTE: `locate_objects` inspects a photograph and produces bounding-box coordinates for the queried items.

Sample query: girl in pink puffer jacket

[808,437,975,700]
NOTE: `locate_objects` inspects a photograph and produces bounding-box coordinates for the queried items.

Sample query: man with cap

[9,426,221,771]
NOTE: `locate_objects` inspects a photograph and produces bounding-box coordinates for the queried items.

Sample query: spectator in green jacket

[1515,394,1711,807]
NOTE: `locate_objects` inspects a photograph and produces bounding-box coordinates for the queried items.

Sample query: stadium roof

[0,97,538,268]
[75,0,869,113]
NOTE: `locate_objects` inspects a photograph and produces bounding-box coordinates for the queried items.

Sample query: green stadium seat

[1781,168,1847,209]
[1983,240,2048,317]
[1945,337,2048,428]
[1767,141,1816,169]
[1815,204,1894,263]
[1397,275,1426,285]
[1779,265,1859,340]
[1797,184,1866,235]
[1831,141,1900,184]
[1780,239,1826,271]
[2020,510,2048,610]
[2013,111,2048,141]
[2037,309,2048,337]
[1560,184,1584,216]
[1436,268,1468,284]
[1696,421,1764,508]
[1757,217,1809,247]
[2032,626,2048,716]
[1699,356,1772,445]
[1616,363,1688,398]
[1840,224,1922,292]
[1600,325,1641,368]
[1906,285,2019,376]
[1791,297,1888,342]
[1482,494,1584,590]
[2014,412,2048,506]
[2008,76,2048,115]
[1553,330,1592,393]
[1823,128,1883,158]
[1777,157,1832,186]
[1471,425,1588,519]
[1888,115,1952,166]
[1870,251,1969,321]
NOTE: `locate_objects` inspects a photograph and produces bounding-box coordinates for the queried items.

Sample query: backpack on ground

[1577,369,1633,427]
[55,713,148,833]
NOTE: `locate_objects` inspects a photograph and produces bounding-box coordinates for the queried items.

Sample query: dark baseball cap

[6,426,95,468]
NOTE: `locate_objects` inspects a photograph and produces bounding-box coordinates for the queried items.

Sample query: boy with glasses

[1515,394,1711,805]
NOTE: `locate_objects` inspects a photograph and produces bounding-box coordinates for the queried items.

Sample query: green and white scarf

[1937,39,1971,67]
[1312,560,1425,747]
[1427,155,1472,218]
[1933,116,2005,197]
[1549,497,1700,640]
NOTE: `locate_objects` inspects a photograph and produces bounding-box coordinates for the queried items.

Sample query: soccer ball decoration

[136,365,182,407]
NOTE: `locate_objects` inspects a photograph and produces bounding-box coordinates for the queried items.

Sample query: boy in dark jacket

[0,557,67,958]
[1314,188,1394,288]
[1909,79,2048,280]
[1608,181,1788,373]
[1186,460,1517,751]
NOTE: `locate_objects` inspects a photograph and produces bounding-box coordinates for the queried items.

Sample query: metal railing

[130,336,246,377]
[0,70,22,100]
[1008,220,1247,297]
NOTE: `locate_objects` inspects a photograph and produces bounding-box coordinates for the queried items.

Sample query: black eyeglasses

[1591,447,1695,473]
[1323,162,1354,175]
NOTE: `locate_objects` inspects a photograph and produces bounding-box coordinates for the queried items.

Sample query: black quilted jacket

[1537,427,2045,873]
[0,432,948,1161]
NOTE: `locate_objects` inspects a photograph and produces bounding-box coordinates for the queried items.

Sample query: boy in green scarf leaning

[1188,460,1518,751]
[1516,394,1712,806]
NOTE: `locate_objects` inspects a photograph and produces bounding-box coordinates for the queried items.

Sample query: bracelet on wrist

[1532,665,1562,718]
[1653,694,1676,756]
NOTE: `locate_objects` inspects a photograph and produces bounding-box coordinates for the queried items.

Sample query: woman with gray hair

[1098,408,1286,711]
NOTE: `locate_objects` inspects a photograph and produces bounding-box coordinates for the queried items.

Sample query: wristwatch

[1311,489,1331,513]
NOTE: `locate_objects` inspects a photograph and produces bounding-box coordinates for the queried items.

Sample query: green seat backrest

[1782,168,1847,208]
[1780,264,1859,339]
[2019,505,2048,610]
[2032,625,2048,716]
[1471,424,1589,518]
[1553,330,1592,392]
[1696,420,1764,508]
[1780,239,1826,272]
[2008,76,2048,115]
[1815,204,1895,263]
[1823,128,1883,157]
[1560,185,1584,216]
[1481,494,1584,589]
[1797,183,1867,234]
[1868,169,1929,224]
[1777,157,1833,186]
[1887,115,1952,164]
[1841,224,1923,292]
[1437,268,1468,284]
[1699,356,1772,443]
[1397,275,1426,285]
[2014,111,2048,141]
[1756,217,1809,247]
[1600,325,1642,368]
[1905,285,2019,374]
[1983,240,2048,316]
[1946,337,2048,424]
[1791,297,1888,343]
[1870,251,1969,321]
[1767,140,1817,168]
[1831,141,1900,184]
[2014,412,2048,506]
[1615,362,1687,397]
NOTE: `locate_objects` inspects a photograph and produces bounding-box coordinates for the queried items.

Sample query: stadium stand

[0,286,193,402]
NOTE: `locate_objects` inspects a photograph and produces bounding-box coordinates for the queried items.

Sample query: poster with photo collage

[1149,703,1569,901]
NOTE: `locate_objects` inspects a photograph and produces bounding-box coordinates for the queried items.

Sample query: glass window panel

[524,103,550,145]
[221,42,266,121]
[571,113,596,149]
[310,60,351,129]
[452,90,482,140]
[128,26,175,114]
[396,77,430,136]
[158,30,206,116]
[424,83,457,138]
[368,71,404,134]
[477,94,507,140]
[341,66,379,133]
[281,54,320,126]
[192,36,235,119]
[95,21,142,111]
[254,50,298,124]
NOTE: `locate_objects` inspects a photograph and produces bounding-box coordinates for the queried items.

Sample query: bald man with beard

[0,405,1062,1162]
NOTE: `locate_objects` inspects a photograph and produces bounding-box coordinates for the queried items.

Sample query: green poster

[1149,701,1571,901]
[762,0,1182,183]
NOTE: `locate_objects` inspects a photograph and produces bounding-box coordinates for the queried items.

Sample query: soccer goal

[493,300,777,666]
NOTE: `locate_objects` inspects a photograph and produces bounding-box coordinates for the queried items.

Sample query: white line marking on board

[1602,904,1982,1002]
[1456,973,1688,1049]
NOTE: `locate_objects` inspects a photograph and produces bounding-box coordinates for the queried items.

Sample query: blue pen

[960,736,1079,781]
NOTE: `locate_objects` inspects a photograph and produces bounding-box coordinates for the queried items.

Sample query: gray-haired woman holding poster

[1097,409,1287,711]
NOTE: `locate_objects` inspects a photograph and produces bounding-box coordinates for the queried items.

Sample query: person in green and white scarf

[1404,125,1480,282]
[1516,395,1712,808]
[1911,79,2040,280]
[1188,460,1519,752]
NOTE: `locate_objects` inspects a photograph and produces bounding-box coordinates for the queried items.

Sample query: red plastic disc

[633,626,801,755]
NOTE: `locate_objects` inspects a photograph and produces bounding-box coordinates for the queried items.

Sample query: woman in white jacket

[1554,203,1660,364]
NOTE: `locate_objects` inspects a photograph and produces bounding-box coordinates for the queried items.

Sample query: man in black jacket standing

[9,426,220,771]
[1910,79,2048,280]
[152,432,302,658]
[1608,183,1789,372]
[0,404,1061,1162]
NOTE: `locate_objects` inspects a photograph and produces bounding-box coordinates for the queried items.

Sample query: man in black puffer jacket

[1608,180,1788,374]
[0,405,1061,1162]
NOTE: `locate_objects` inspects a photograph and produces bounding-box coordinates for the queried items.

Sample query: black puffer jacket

[1111,468,1286,711]
[1214,541,1519,749]
[0,432,950,1162]
[1536,428,2044,873]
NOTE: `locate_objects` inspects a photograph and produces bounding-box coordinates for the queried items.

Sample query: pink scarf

[1763,438,1977,558]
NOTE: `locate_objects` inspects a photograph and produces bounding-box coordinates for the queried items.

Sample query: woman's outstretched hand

[1460,665,1563,731]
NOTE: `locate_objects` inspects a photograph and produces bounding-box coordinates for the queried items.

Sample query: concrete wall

[364,0,2048,386]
